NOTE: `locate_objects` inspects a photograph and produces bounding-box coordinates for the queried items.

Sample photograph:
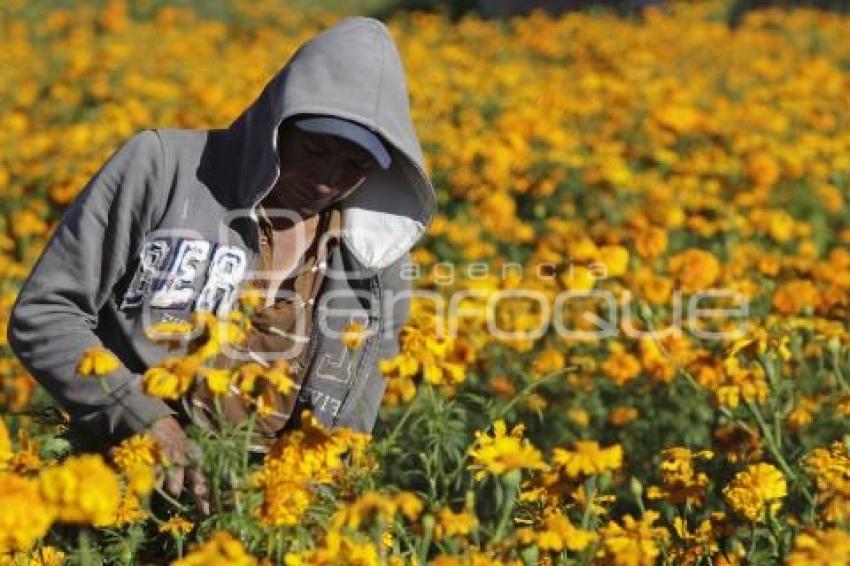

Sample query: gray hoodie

[7,16,436,444]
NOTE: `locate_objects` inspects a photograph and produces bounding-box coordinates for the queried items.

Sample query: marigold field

[2,0,850,564]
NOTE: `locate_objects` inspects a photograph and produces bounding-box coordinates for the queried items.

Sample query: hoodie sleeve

[7,129,177,442]
[339,251,413,434]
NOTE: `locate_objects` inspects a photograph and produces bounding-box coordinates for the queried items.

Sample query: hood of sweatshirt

[226,16,437,273]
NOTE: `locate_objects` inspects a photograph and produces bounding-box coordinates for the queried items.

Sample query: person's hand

[147,416,210,515]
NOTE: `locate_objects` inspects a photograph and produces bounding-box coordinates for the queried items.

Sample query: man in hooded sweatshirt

[7,16,437,511]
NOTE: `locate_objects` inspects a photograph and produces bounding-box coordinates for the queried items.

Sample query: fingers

[148,422,208,513]
[185,441,210,515]
[165,463,185,499]
[187,467,211,516]
[154,464,166,492]
[186,441,204,467]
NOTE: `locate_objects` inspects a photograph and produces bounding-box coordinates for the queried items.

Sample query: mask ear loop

[330,167,372,207]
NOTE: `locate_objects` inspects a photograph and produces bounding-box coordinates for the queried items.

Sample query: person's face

[266,119,378,219]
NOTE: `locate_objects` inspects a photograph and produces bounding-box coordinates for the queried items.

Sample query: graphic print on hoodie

[7,16,437,444]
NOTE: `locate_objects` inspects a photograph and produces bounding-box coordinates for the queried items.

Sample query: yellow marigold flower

[232,362,265,394]
[378,352,419,379]
[1,545,67,566]
[38,454,122,527]
[804,441,850,489]
[467,420,548,481]
[488,374,516,398]
[561,265,596,292]
[172,531,257,566]
[715,385,741,409]
[6,430,43,474]
[653,103,701,133]
[113,492,148,526]
[723,463,787,522]
[568,407,589,428]
[22,545,66,566]
[745,151,780,188]
[633,226,668,259]
[772,279,819,316]
[232,360,295,396]
[434,507,478,540]
[552,440,623,479]
[394,491,424,521]
[263,360,296,395]
[669,516,720,562]
[599,510,669,566]
[803,440,850,519]
[329,490,421,532]
[342,321,367,350]
[668,248,720,294]
[768,210,796,243]
[429,549,507,566]
[110,433,159,472]
[647,447,713,506]
[787,528,850,566]
[517,508,597,553]
[109,435,156,496]
[568,237,599,263]
[186,311,247,361]
[124,463,155,498]
[531,347,565,376]
[142,355,199,400]
[10,209,48,239]
[252,411,369,527]
[383,374,417,406]
[598,245,629,277]
[143,366,189,399]
[426,214,449,237]
[608,406,638,426]
[601,344,641,386]
[0,473,55,553]
[198,367,232,395]
[238,293,265,312]
[786,405,813,430]
[423,360,465,386]
[76,346,121,377]
[284,530,378,566]
[0,419,11,471]
[160,515,194,536]
[727,328,791,361]
[254,479,312,527]
[144,319,196,351]
[146,320,195,336]
[640,274,673,306]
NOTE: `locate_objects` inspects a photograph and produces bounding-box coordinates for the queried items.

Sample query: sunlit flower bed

[2,0,850,563]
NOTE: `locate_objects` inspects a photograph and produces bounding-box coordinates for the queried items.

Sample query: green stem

[378,390,420,456]
[155,485,189,513]
[494,365,578,421]
[756,354,784,452]
[580,476,597,530]
[275,528,284,564]
[747,521,758,561]
[831,350,850,393]
[242,413,256,470]
[492,469,521,542]
[98,376,112,395]
[744,399,795,481]
[418,514,434,565]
